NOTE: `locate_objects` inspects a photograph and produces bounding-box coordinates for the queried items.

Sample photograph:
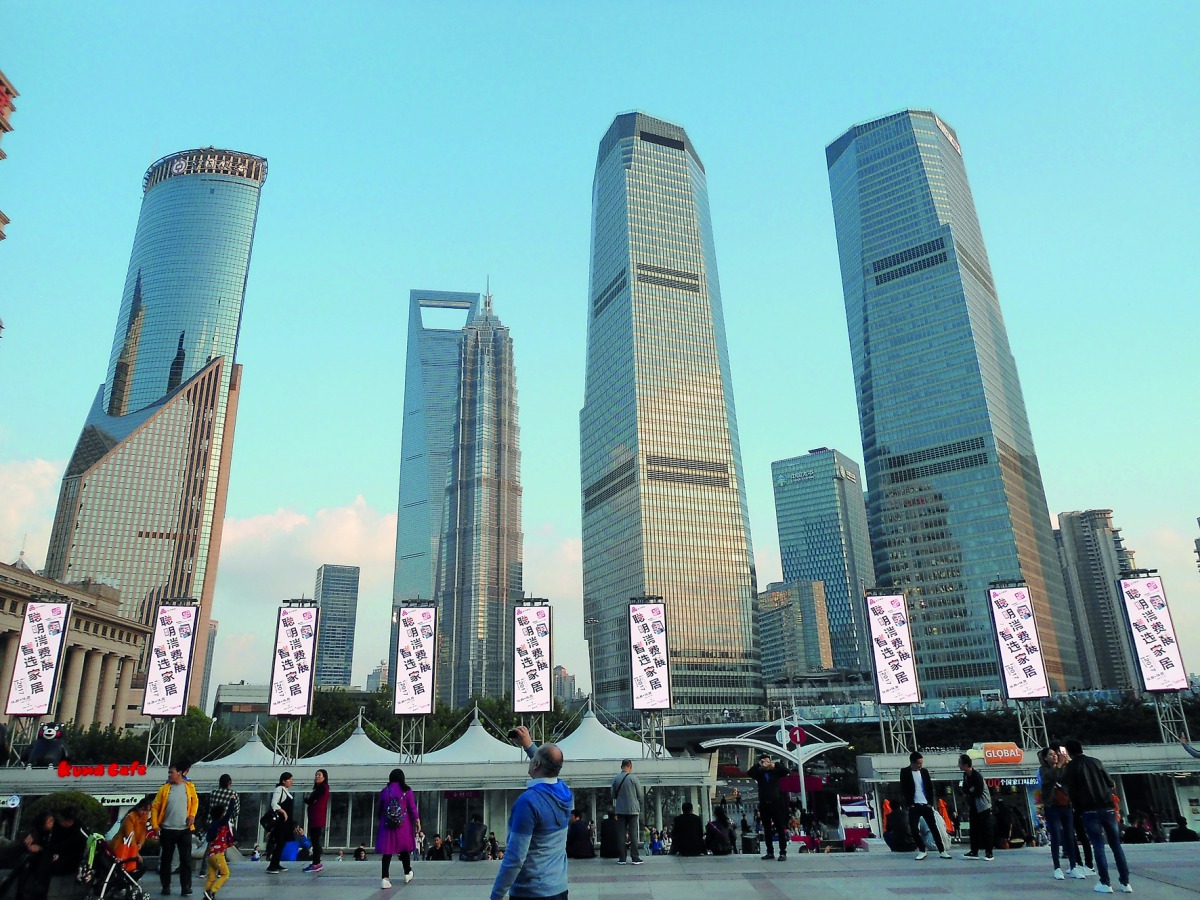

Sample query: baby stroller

[76,833,151,900]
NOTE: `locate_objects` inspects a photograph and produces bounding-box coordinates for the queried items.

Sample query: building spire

[484,275,493,315]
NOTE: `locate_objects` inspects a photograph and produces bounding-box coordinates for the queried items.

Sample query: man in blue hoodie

[492,725,573,900]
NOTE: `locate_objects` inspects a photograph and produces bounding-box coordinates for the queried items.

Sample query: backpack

[384,793,406,828]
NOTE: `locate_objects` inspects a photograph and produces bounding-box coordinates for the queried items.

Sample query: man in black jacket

[747,753,793,861]
[957,754,995,860]
[1062,740,1131,893]
[900,752,950,860]
[566,810,596,859]
[669,802,705,856]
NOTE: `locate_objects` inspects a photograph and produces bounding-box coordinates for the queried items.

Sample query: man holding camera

[491,726,572,900]
[748,753,793,861]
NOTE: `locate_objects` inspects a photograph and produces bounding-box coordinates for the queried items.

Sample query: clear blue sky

[2,2,1197,694]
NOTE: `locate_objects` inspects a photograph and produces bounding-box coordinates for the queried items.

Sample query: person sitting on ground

[353,844,368,861]
[599,810,622,859]
[566,810,595,859]
[488,832,502,860]
[280,827,312,861]
[425,834,452,861]
[669,802,705,856]
[1169,817,1199,843]
[249,844,261,862]
[705,807,735,856]
[460,814,488,861]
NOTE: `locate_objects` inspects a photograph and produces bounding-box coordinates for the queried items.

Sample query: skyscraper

[826,110,1080,698]
[199,620,218,714]
[314,564,360,688]
[0,70,18,242]
[434,295,522,705]
[1055,510,1138,691]
[45,149,266,709]
[772,448,874,671]
[757,580,833,683]
[390,291,480,682]
[580,112,761,715]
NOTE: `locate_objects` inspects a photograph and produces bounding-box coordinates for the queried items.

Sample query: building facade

[314,564,361,688]
[390,291,480,683]
[0,69,17,241]
[758,580,833,684]
[199,619,218,714]
[1055,510,1138,691]
[826,111,1079,698]
[365,660,388,693]
[580,112,761,715]
[435,296,522,706]
[772,448,874,672]
[552,665,576,705]
[43,149,266,710]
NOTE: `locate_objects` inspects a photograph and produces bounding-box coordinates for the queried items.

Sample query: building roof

[193,728,277,768]
[556,710,649,761]
[298,726,400,766]
[422,710,526,764]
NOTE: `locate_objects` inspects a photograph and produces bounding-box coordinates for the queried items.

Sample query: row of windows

[882,436,986,470]
[886,451,989,484]
[874,250,948,285]
[871,236,946,273]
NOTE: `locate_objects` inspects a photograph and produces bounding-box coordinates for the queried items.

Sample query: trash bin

[741,834,760,854]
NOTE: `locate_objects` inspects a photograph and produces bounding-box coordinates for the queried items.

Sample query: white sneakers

[1094,885,1113,894]
[938,851,951,859]
[915,850,928,860]
[405,872,414,884]
[381,877,392,889]
[1120,885,1134,894]
[1070,869,1088,880]
[1054,868,1066,880]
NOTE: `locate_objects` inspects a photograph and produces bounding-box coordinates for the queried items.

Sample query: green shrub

[23,790,108,835]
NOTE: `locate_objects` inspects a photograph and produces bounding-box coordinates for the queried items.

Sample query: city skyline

[2,6,1197,692]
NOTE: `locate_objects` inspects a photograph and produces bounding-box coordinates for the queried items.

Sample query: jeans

[617,814,641,862]
[309,826,324,866]
[204,852,229,896]
[908,804,945,853]
[159,828,193,892]
[1045,805,1079,870]
[1081,808,1129,887]
[759,802,789,855]
[1072,809,1094,868]
[968,808,995,857]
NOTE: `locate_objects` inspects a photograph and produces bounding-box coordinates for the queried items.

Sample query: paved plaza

[211,844,1199,899]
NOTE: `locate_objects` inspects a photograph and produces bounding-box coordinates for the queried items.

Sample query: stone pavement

[207,843,1199,898]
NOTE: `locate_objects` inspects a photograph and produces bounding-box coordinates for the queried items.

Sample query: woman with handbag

[266,772,295,874]
[375,768,420,889]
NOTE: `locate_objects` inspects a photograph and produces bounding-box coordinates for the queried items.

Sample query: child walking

[204,803,236,900]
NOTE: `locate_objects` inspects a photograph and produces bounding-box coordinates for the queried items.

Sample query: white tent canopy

[298,726,400,766]
[193,728,277,768]
[422,709,525,764]
[556,710,647,761]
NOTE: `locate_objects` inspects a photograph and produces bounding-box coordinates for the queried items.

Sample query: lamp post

[584,616,600,698]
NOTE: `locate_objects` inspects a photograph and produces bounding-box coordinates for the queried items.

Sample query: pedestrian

[1061,739,1132,894]
[1038,747,1085,880]
[112,796,153,877]
[265,771,295,874]
[748,752,793,861]
[208,774,240,834]
[1169,817,1199,842]
[302,768,329,873]
[203,802,235,900]
[669,802,704,856]
[491,724,572,900]
[900,751,951,860]
[957,754,994,861]
[150,761,199,895]
[376,767,421,889]
[611,758,645,866]
[8,811,56,900]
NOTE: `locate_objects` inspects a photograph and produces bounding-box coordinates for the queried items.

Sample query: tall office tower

[758,581,833,683]
[552,664,576,705]
[390,291,480,683]
[1055,510,1138,691]
[772,448,875,672]
[580,112,761,715]
[0,70,18,241]
[314,564,361,688]
[826,111,1080,698]
[435,295,522,705]
[199,620,218,713]
[44,149,266,709]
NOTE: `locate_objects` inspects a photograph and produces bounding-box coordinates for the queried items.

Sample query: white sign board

[864,593,920,705]
[1118,576,1188,692]
[987,587,1050,700]
[629,602,671,710]
[5,601,71,716]
[268,606,319,716]
[513,605,552,713]
[141,604,199,717]
[393,605,437,715]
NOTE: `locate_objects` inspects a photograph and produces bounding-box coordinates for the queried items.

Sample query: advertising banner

[393,605,437,715]
[268,605,319,716]
[629,602,670,710]
[864,593,920,705]
[5,601,72,717]
[141,603,199,717]
[1118,576,1187,691]
[513,605,552,713]
[986,586,1050,700]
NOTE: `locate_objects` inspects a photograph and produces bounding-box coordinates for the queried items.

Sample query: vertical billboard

[5,600,72,717]
[393,605,437,715]
[1118,575,1188,691]
[629,601,670,710]
[268,605,320,716]
[864,593,920,705]
[141,603,200,717]
[513,605,553,713]
[986,586,1050,700]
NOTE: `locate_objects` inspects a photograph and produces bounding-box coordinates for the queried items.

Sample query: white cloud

[0,458,63,569]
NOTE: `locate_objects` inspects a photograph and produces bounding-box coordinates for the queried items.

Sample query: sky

[2,3,1198,700]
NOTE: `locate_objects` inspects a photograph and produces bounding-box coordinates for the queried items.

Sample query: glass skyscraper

[580,112,761,715]
[314,564,360,688]
[772,448,874,672]
[44,149,266,710]
[435,295,522,706]
[826,110,1080,698]
[758,580,833,683]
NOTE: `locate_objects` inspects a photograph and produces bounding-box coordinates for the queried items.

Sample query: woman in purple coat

[376,767,421,889]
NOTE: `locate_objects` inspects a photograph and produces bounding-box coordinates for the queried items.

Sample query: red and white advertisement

[141,603,199,717]
[1118,576,1187,692]
[513,605,552,713]
[268,605,320,716]
[5,601,72,716]
[393,605,437,715]
[864,593,920,705]
[987,586,1050,700]
[629,602,671,710]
